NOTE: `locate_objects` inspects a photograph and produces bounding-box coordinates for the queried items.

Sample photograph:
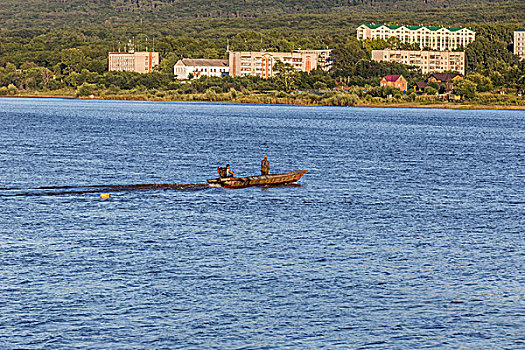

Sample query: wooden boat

[207,170,308,189]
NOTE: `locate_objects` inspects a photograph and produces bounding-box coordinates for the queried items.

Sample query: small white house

[173,58,229,80]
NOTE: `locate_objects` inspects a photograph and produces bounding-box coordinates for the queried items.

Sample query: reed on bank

[4,87,525,110]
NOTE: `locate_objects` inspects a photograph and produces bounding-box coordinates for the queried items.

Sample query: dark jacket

[217,167,227,178]
[261,159,270,175]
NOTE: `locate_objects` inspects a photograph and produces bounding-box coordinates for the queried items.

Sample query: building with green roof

[357,24,476,51]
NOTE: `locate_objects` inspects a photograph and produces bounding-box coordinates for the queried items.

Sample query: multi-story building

[371,49,465,75]
[514,30,525,59]
[173,58,229,80]
[108,51,159,73]
[357,24,475,50]
[228,49,332,78]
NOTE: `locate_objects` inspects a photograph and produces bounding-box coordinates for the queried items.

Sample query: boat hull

[207,170,308,188]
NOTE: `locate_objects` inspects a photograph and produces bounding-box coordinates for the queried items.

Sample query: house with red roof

[380,74,407,92]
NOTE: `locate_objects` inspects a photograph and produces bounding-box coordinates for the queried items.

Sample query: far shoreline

[2,94,525,111]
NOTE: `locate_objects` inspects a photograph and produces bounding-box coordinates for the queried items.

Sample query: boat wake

[0,183,211,197]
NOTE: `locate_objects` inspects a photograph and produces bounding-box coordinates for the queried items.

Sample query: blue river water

[0,98,524,349]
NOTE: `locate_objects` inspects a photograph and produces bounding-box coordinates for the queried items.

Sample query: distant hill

[1,0,523,28]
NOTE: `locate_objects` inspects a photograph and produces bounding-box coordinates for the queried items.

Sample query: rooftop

[361,24,475,32]
[427,73,464,82]
[179,58,228,67]
[383,74,403,82]
[109,51,158,54]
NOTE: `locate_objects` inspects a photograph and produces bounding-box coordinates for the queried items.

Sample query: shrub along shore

[4,88,524,110]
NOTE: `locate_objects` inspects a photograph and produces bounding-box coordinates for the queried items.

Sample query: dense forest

[0,1,524,105]
[1,0,524,28]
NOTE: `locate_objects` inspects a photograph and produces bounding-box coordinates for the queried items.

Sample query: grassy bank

[3,89,525,110]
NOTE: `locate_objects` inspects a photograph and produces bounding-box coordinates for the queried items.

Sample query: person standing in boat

[261,155,270,175]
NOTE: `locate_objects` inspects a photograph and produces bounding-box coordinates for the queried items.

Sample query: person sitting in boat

[261,155,270,175]
[217,164,235,178]
[226,164,236,177]
[217,166,227,178]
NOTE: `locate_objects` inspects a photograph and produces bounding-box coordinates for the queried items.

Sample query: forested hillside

[1,0,523,28]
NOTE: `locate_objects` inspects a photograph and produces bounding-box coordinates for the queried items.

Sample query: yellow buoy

[100,193,111,199]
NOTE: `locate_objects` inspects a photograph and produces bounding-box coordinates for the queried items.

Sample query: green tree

[424,86,438,95]
[489,71,505,87]
[465,33,514,75]
[39,67,53,87]
[333,38,368,76]
[362,38,390,52]
[87,60,106,74]
[4,62,16,73]
[77,82,97,97]
[7,83,18,95]
[273,60,297,92]
[454,79,477,99]
[517,74,525,95]
[22,67,43,90]
[467,73,493,92]
[313,81,327,90]
[427,81,439,90]
[61,48,85,73]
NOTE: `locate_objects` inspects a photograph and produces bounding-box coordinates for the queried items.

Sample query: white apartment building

[357,24,475,50]
[173,58,229,80]
[371,49,465,75]
[514,30,525,59]
[228,49,332,78]
[108,51,159,73]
